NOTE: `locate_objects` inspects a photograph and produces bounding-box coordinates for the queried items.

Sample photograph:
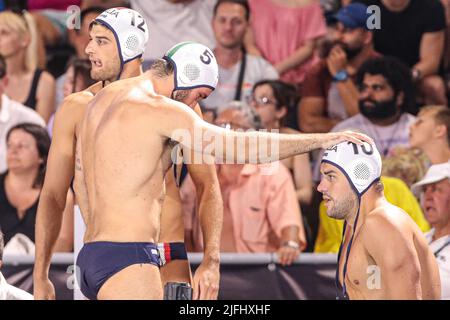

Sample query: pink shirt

[181,162,304,253]
[248,0,327,84]
[28,0,80,10]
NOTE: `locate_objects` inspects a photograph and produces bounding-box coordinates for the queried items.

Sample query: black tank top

[0,173,39,244]
[22,69,43,110]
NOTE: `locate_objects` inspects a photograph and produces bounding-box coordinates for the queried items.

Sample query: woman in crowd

[251,79,313,206]
[0,10,55,122]
[0,123,72,252]
[48,57,94,138]
[246,0,326,88]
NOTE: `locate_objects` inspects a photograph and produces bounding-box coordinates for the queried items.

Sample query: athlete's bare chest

[339,235,380,299]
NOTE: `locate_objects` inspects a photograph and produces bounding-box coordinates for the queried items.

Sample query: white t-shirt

[313,113,416,181]
[131,0,216,61]
[0,272,34,300]
[202,54,279,111]
[327,82,348,121]
[0,94,46,173]
[426,229,450,300]
[332,113,416,156]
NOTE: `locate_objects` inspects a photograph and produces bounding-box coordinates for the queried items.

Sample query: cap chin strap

[335,196,361,300]
[116,61,124,81]
[334,177,380,300]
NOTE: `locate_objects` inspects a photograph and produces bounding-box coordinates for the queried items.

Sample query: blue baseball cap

[335,3,370,29]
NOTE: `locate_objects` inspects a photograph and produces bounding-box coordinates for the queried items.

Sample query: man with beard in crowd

[299,3,380,133]
[312,56,417,181]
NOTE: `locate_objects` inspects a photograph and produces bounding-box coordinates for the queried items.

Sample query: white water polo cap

[163,41,219,91]
[94,8,149,64]
[322,141,382,195]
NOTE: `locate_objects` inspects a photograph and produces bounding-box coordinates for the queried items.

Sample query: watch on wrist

[282,240,300,250]
[332,70,349,82]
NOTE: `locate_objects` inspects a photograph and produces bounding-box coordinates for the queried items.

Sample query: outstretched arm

[155,98,373,164]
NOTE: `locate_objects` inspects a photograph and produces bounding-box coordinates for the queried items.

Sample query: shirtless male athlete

[71,37,373,299]
[318,141,441,300]
[33,8,222,300]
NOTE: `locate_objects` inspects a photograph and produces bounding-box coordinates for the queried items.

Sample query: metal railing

[3,252,337,266]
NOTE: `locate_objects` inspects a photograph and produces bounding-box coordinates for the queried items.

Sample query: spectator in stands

[1,122,74,253]
[201,0,278,114]
[0,229,33,300]
[131,0,216,69]
[246,0,326,87]
[315,175,430,253]
[381,146,429,187]
[409,105,450,164]
[356,0,448,106]
[54,6,103,109]
[49,58,95,138]
[337,56,415,155]
[299,3,379,133]
[0,123,50,246]
[251,80,313,205]
[62,58,95,98]
[0,54,45,173]
[29,1,79,49]
[0,10,55,122]
[182,103,306,266]
[81,0,130,9]
[411,162,450,299]
[29,0,129,68]
[312,56,417,181]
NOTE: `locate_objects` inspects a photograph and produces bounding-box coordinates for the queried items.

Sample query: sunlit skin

[85,24,212,107]
[35,25,221,300]
[85,24,121,83]
[317,161,441,300]
[318,162,358,221]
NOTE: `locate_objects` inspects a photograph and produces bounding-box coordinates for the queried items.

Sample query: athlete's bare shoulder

[365,202,408,230]
[53,90,96,138]
[61,90,95,112]
[84,81,104,96]
[362,201,413,249]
